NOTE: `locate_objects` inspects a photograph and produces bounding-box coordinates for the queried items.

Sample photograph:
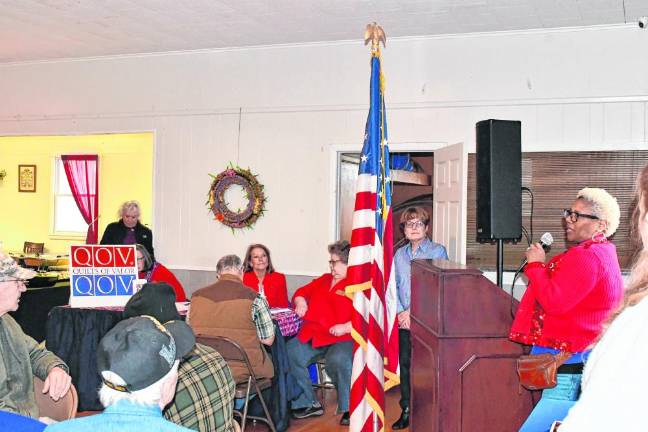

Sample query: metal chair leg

[240,377,252,432]
[253,379,276,432]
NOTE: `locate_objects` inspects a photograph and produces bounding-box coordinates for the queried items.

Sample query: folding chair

[312,358,336,410]
[196,335,276,432]
[23,242,45,254]
[34,377,78,421]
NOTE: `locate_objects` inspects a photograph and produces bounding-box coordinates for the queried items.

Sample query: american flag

[345,51,400,432]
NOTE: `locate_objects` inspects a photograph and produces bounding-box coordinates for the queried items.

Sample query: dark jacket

[100,220,154,259]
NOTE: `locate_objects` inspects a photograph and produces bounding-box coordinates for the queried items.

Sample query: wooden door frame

[328,141,449,243]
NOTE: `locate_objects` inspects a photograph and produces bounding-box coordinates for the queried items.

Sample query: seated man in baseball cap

[124,282,237,432]
[46,316,196,432]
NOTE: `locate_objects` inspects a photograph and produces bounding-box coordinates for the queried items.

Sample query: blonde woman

[557,166,648,431]
[100,200,154,259]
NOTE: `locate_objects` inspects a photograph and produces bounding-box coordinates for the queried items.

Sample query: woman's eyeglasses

[562,209,600,223]
[404,221,425,229]
[328,259,342,267]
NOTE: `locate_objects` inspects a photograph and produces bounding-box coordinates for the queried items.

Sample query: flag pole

[365,22,386,432]
[349,21,397,432]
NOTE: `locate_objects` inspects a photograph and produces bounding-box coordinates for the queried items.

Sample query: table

[46,306,125,411]
[8,252,68,269]
[10,281,70,342]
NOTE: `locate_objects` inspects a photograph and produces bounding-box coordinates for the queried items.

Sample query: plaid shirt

[164,343,236,432]
[252,295,275,341]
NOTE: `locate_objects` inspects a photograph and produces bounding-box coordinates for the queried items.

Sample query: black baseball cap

[97,316,195,392]
[124,282,181,323]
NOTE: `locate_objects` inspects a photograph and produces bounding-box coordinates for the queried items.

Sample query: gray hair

[216,255,243,275]
[98,362,178,407]
[328,240,351,264]
[135,244,154,270]
[118,201,141,218]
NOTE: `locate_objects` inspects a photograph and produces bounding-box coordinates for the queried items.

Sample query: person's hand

[329,322,352,337]
[43,367,72,401]
[525,243,546,264]
[398,310,411,330]
[294,296,308,318]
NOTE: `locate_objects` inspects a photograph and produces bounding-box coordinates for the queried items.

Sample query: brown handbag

[516,351,572,390]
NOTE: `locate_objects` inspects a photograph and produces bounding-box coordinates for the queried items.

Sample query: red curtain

[61,155,99,244]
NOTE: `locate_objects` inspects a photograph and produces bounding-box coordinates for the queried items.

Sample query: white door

[432,142,467,264]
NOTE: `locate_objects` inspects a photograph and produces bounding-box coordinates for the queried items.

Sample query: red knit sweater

[292,273,353,348]
[510,239,623,352]
[243,271,289,308]
[140,263,187,302]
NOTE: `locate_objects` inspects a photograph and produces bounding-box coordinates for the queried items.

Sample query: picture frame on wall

[18,164,37,192]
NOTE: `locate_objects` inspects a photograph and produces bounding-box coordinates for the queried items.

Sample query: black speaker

[476,119,522,242]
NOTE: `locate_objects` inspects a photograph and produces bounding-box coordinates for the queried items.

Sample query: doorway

[334,143,466,263]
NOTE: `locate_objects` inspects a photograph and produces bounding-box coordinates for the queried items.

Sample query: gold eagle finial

[364,22,386,53]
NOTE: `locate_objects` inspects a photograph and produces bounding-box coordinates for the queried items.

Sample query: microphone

[521,232,554,268]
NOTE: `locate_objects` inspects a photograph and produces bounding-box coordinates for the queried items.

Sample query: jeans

[286,338,353,413]
[519,373,582,432]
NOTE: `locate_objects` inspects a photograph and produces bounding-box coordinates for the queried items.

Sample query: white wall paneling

[1,26,647,276]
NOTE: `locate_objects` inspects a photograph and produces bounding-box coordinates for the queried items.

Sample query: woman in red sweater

[242,244,289,308]
[286,240,353,426]
[135,244,187,302]
[510,188,624,432]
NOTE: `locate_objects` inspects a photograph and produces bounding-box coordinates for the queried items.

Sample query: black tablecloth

[45,306,124,411]
[10,281,70,342]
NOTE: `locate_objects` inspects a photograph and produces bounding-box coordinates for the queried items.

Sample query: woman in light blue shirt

[392,207,448,430]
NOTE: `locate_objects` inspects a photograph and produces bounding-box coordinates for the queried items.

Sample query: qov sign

[69,245,138,307]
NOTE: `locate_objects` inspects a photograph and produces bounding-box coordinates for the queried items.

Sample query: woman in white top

[558,164,648,432]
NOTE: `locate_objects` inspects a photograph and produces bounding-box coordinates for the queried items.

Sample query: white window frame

[50,156,88,239]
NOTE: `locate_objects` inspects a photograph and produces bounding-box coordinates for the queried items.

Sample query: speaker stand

[496,239,504,288]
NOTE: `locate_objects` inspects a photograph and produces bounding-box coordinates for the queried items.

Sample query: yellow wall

[0,133,153,254]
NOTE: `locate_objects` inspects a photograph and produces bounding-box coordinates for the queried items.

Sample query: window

[52,157,88,235]
[466,150,648,271]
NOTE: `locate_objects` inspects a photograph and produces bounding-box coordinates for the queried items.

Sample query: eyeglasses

[6,278,29,287]
[562,209,600,223]
[328,259,343,266]
[404,221,425,229]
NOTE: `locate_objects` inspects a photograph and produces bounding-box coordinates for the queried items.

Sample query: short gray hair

[328,240,351,264]
[216,255,242,275]
[118,201,141,218]
[98,362,178,407]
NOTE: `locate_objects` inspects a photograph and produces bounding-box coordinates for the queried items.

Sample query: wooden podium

[410,260,534,432]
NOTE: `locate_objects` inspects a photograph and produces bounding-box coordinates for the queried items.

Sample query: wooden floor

[243,386,408,432]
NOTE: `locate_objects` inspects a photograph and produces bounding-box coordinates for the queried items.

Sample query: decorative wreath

[207,165,266,229]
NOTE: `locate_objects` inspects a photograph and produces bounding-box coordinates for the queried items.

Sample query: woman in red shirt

[136,244,187,302]
[510,188,623,432]
[286,240,353,426]
[242,244,289,308]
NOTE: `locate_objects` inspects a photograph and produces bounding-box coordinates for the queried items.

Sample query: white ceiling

[1,0,647,63]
